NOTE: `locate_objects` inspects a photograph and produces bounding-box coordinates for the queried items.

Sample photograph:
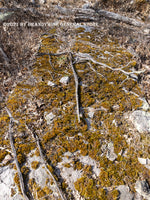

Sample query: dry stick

[37,52,68,57]
[74,7,147,27]
[87,62,106,80]
[53,5,150,28]
[48,54,55,70]
[5,107,29,200]
[75,52,145,80]
[25,125,66,200]
[96,9,145,27]
[0,47,10,65]
[69,53,81,123]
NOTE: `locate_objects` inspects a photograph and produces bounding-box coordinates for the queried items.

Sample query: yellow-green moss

[0,26,146,199]
[43,186,53,195]
[14,173,21,193]
[17,153,26,164]
[63,163,71,168]
[0,150,8,163]
[21,166,30,176]
[31,161,40,170]
[11,188,16,197]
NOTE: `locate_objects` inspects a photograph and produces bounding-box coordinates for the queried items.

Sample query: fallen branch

[69,53,81,123]
[0,46,10,65]
[5,107,29,200]
[26,125,66,200]
[95,9,145,27]
[53,5,150,28]
[75,52,145,80]
[88,62,106,79]
[37,52,69,57]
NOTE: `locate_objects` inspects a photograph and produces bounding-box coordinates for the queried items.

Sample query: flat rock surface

[129,110,150,133]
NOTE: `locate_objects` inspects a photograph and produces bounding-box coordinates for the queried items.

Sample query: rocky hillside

[0,1,150,200]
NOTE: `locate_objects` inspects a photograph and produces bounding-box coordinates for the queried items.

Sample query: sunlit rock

[129,110,150,133]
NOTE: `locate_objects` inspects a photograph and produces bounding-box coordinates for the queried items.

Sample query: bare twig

[88,62,106,79]
[5,107,29,200]
[48,53,55,70]
[0,46,10,65]
[96,9,145,27]
[37,52,69,57]
[75,52,145,80]
[69,53,81,123]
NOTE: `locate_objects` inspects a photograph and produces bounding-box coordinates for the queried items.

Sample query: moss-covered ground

[0,26,149,199]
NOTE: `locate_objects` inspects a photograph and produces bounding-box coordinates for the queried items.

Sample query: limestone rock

[39,0,46,4]
[59,76,69,85]
[134,192,143,200]
[2,154,12,165]
[135,180,150,200]
[44,112,56,125]
[47,80,56,87]
[106,142,117,161]
[117,185,134,200]
[57,154,83,199]
[79,155,100,177]
[138,157,150,169]
[0,165,23,200]
[129,111,150,133]
[88,107,95,118]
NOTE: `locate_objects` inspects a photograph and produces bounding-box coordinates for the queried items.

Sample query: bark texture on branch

[54,6,150,28]
[96,9,145,27]
[69,53,81,123]
[5,107,29,200]
[0,46,10,65]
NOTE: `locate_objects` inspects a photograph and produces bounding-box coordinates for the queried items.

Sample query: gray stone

[134,192,143,200]
[2,154,12,165]
[135,180,150,200]
[138,157,150,166]
[47,80,56,87]
[44,112,56,125]
[88,107,95,118]
[59,76,69,85]
[79,155,100,176]
[0,165,23,200]
[39,0,46,4]
[117,185,134,200]
[106,142,117,161]
[129,111,150,133]
[0,12,12,21]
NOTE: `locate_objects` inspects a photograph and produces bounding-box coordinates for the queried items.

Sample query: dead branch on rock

[52,5,150,28]
[69,53,81,123]
[37,52,69,57]
[88,62,106,79]
[75,52,145,81]
[5,107,29,200]
[26,125,66,200]
[95,9,145,27]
